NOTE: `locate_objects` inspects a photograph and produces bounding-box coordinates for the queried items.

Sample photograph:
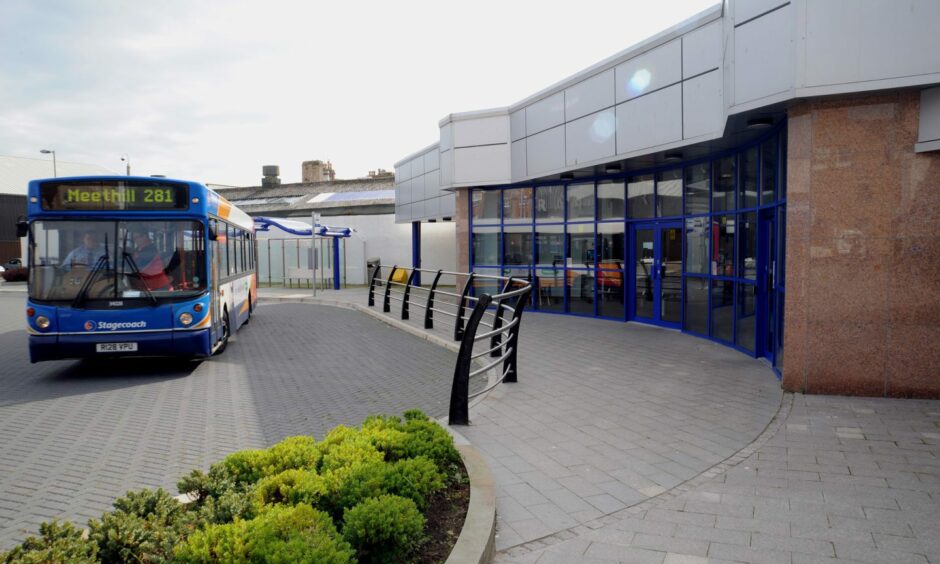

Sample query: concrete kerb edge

[262,296,499,563]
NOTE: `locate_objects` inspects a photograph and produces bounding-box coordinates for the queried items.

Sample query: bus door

[210,219,222,344]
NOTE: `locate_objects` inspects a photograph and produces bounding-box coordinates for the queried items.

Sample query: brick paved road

[0,296,456,549]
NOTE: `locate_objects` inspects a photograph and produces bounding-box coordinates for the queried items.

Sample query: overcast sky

[1,0,717,186]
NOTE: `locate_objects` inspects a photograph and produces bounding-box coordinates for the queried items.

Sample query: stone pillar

[783,91,940,398]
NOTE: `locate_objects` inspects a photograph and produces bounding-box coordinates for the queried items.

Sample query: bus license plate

[96,342,138,353]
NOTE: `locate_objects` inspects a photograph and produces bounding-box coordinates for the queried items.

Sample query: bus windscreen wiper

[72,234,111,309]
[121,251,158,306]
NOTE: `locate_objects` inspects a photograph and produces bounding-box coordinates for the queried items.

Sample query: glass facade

[468,125,787,370]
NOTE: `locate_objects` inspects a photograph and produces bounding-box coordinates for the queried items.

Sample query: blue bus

[21,176,257,362]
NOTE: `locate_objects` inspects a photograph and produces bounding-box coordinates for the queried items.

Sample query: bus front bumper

[29,329,212,363]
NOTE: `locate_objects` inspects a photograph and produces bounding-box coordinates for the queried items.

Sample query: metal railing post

[423,269,443,329]
[449,293,493,426]
[383,265,397,313]
[454,273,476,341]
[367,262,382,307]
[490,277,513,357]
[502,287,531,383]
[402,268,418,320]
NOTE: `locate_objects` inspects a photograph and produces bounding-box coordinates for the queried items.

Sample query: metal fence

[256,237,346,289]
[366,266,533,425]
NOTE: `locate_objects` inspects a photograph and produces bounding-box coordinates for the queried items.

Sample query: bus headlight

[35,316,50,330]
[179,312,194,326]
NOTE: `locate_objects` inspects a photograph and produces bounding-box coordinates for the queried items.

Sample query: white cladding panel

[440,150,454,186]
[734,0,787,24]
[614,40,682,104]
[525,92,565,135]
[919,87,940,143]
[411,155,425,177]
[525,125,566,175]
[616,84,682,154]
[565,109,616,166]
[733,4,794,105]
[682,20,721,78]
[424,170,440,197]
[453,144,510,184]
[511,139,527,180]
[397,161,411,182]
[803,0,940,88]
[440,192,456,216]
[398,180,411,206]
[424,195,440,217]
[440,123,453,151]
[398,203,411,222]
[412,199,425,220]
[424,149,439,172]
[510,109,526,141]
[564,69,615,122]
[682,70,724,139]
[453,115,510,148]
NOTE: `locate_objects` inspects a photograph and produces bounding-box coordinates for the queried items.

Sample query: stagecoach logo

[84,320,147,331]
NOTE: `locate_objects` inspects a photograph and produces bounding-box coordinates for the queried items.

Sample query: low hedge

[0,410,461,564]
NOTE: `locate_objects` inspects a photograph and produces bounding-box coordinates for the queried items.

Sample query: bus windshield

[28,220,207,304]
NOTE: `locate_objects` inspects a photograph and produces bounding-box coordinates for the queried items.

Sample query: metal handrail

[365,260,532,425]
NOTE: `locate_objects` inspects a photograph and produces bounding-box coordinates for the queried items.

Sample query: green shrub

[402,409,429,422]
[254,469,326,507]
[359,416,410,461]
[88,488,190,564]
[342,495,425,564]
[264,436,321,475]
[194,487,256,525]
[176,504,354,564]
[212,449,270,487]
[0,521,97,564]
[401,418,461,477]
[382,456,445,510]
[318,437,384,474]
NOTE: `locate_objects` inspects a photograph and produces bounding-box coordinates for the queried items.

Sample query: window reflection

[740,147,758,209]
[567,183,594,221]
[684,164,710,215]
[536,269,564,312]
[567,270,594,315]
[471,226,499,265]
[566,223,594,268]
[761,137,777,205]
[536,185,564,221]
[597,180,625,220]
[656,169,682,217]
[535,225,564,267]
[627,174,653,218]
[503,188,532,223]
[503,226,533,266]
[714,215,734,277]
[471,190,500,222]
[736,282,756,352]
[711,279,733,342]
[738,212,757,279]
[684,277,709,335]
[713,156,735,212]
[685,217,710,274]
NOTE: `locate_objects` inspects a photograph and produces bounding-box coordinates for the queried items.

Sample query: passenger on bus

[131,231,172,291]
[62,231,105,271]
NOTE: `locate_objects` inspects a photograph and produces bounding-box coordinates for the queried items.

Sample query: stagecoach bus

[21,176,257,362]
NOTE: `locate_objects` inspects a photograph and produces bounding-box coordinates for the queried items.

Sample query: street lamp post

[39,149,56,177]
[120,155,130,176]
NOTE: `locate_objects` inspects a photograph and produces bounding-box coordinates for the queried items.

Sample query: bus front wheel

[215,309,230,355]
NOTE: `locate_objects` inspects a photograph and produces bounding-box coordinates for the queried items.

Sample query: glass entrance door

[758,210,777,363]
[632,222,682,327]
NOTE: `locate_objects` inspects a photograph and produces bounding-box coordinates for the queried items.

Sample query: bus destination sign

[39,181,189,211]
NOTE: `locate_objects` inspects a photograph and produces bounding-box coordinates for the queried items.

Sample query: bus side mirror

[16,217,28,238]
[208,224,218,241]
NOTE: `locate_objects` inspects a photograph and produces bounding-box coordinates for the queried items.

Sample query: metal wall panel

[511,139,527,180]
[440,193,456,217]
[398,203,411,222]
[398,180,412,206]
[453,115,509,147]
[424,169,441,197]
[397,161,411,182]
[682,20,721,78]
[411,155,425,177]
[616,84,682,154]
[733,4,793,105]
[733,0,787,25]
[564,69,615,122]
[682,70,724,139]
[804,0,940,88]
[565,109,616,166]
[440,123,453,151]
[615,39,682,104]
[453,144,510,184]
[424,149,439,172]
[525,92,565,136]
[510,109,526,142]
[440,150,454,186]
[412,199,425,221]
[525,125,566,175]
[919,87,940,143]
[424,195,440,218]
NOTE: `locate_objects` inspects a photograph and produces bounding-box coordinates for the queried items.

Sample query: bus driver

[62,230,105,271]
